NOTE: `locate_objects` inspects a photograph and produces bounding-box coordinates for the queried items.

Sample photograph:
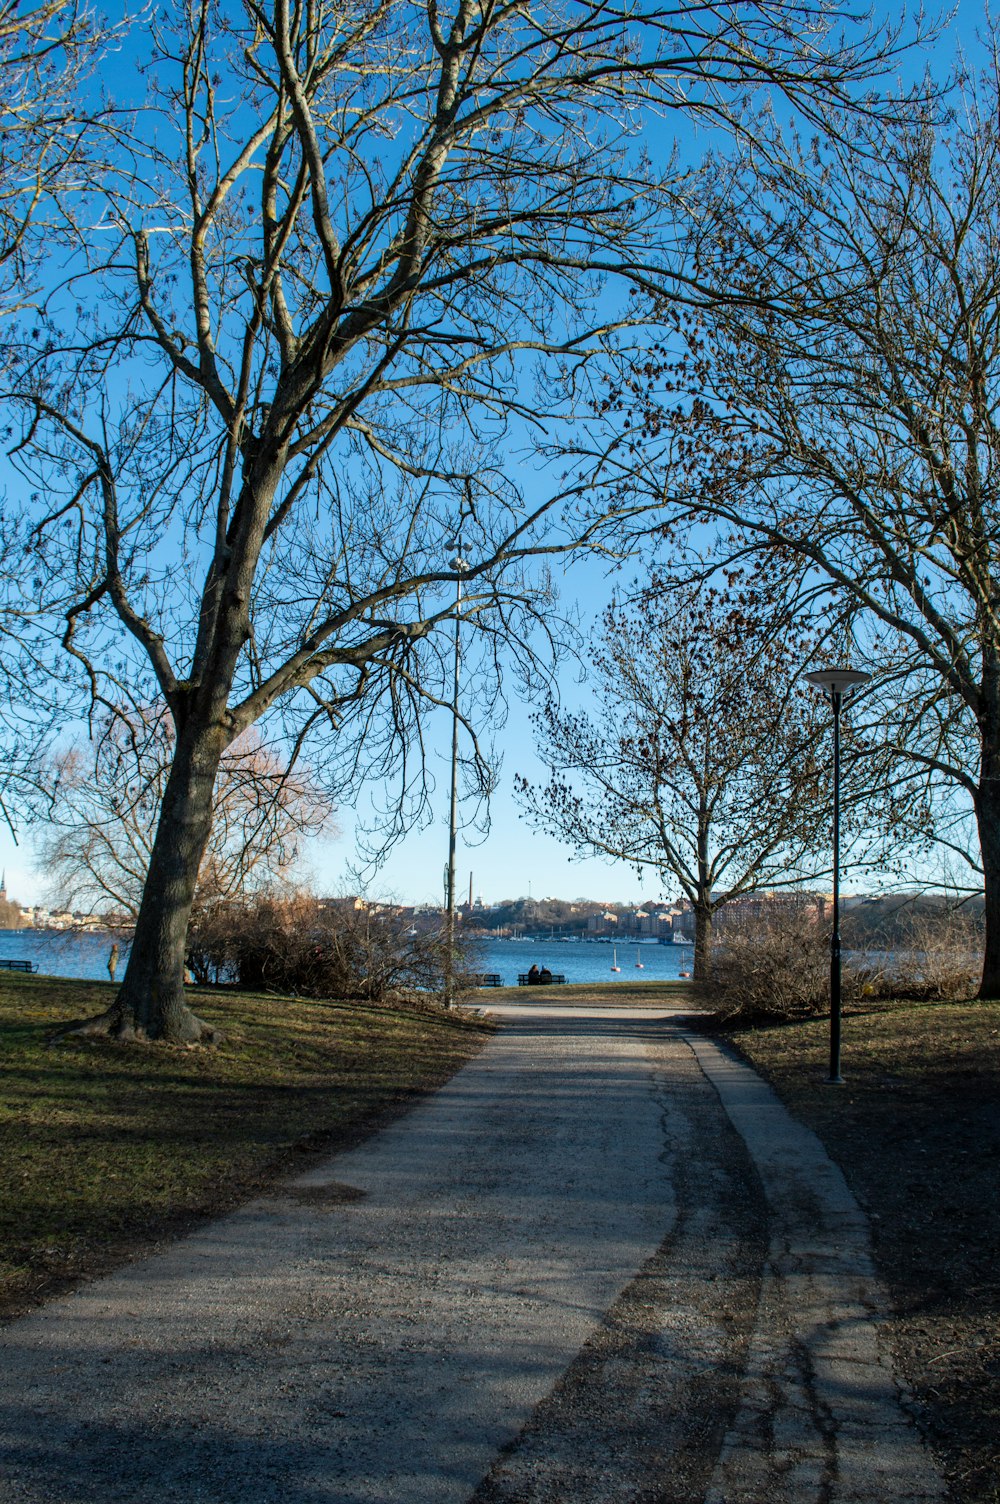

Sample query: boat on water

[610,946,621,973]
[635,947,644,969]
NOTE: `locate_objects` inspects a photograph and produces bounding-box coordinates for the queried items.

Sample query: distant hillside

[842,894,983,947]
[465,897,603,935]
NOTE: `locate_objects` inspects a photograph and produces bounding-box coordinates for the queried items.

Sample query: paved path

[0,1007,944,1503]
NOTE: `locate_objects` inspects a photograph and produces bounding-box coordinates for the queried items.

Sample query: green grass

[0,972,494,1320]
[717,1000,1000,1504]
[478,978,707,1007]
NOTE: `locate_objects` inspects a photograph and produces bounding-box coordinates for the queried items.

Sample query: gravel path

[0,1006,945,1503]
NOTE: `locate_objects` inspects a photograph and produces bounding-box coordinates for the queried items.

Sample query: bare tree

[0,1,124,847]
[8,0,915,1040]
[516,580,900,978]
[0,890,27,927]
[613,52,1000,995]
[39,706,336,921]
[0,0,113,316]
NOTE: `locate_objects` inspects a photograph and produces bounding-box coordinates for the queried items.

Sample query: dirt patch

[276,1181,368,1207]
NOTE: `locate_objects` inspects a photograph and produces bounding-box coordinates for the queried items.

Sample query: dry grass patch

[478,979,708,1008]
[0,972,493,1322]
[715,1000,1000,1504]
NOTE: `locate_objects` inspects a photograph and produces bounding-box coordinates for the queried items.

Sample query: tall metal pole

[804,666,871,1087]
[444,544,467,1010]
[829,687,844,1085]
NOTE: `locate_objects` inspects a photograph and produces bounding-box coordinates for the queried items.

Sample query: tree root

[49,1005,223,1045]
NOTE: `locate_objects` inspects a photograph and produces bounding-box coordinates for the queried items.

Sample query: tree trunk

[692,901,713,982]
[693,801,713,981]
[976,755,1000,999]
[72,720,227,1041]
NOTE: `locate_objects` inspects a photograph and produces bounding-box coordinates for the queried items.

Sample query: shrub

[849,907,981,1002]
[710,900,983,1023]
[186,892,479,1002]
[710,907,830,1022]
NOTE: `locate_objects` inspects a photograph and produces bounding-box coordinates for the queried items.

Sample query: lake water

[0,929,693,986]
[469,938,694,986]
[0,929,131,980]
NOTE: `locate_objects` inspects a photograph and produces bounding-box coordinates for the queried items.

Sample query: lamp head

[804,667,872,698]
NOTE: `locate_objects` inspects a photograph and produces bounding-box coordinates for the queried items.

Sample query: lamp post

[804,667,872,1084]
[444,541,470,1009]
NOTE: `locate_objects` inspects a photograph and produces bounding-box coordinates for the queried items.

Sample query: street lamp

[804,666,872,1085]
[444,541,470,1009]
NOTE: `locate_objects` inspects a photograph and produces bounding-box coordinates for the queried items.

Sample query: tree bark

[976,749,1000,1000]
[692,803,713,982]
[693,901,713,982]
[70,719,227,1041]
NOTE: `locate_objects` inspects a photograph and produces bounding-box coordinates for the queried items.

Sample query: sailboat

[610,947,621,972]
[635,947,644,969]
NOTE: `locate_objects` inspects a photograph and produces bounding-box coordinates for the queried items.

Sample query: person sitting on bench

[539,966,553,983]
[527,964,541,983]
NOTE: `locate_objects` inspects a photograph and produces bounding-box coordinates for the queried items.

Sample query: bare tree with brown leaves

[610,53,1000,996]
[516,580,906,978]
[39,706,336,921]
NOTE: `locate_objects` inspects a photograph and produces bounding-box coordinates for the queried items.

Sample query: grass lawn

[4,972,995,1500]
[478,978,708,1008]
[718,1000,1000,1504]
[0,972,494,1321]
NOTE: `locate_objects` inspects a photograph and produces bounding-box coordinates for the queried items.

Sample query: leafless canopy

[0,0,110,316]
[2,0,918,1037]
[602,47,1000,992]
[516,579,883,976]
[40,706,336,920]
[11,0,911,791]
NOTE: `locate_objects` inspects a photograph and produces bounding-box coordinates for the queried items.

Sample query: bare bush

[849,909,982,1003]
[186,894,478,1004]
[710,908,830,1022]
[711,901,983,1022]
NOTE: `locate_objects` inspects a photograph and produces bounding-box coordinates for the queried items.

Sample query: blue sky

[303,0,985,909]
[0,0,983,913]
[0,558,663,911]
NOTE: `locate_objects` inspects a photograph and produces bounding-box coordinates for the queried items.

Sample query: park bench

[475,973,504,988]
[517,972,567,986]
[0,959,37,973]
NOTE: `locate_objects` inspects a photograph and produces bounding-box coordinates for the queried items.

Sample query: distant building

[672,908,696,940]
[713,891,828,932]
